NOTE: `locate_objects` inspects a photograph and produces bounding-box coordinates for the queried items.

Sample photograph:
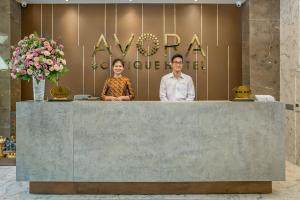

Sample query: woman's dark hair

[112,58,125,67]
[171,54,183,62]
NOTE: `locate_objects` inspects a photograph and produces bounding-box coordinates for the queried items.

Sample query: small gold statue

[0,136,5,158]
[50,86,70,100]
[6,152,16,159]
[232,86,254,101]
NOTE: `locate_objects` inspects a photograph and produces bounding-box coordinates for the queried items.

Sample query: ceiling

[18,0,247,4]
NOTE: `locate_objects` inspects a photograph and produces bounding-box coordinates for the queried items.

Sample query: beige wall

[21,4,242,101]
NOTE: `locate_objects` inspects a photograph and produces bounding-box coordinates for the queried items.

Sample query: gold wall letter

[93,34,112,56]
[114,34,134,57]
[136,33,160,57]
[164,33,181,56]
[186,34,206,57]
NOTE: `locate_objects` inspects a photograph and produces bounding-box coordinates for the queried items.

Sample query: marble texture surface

[1,161,300,200]
[242,0,280,100]
[16,102,74,181]
[17,101,285,182]
[0,0,11,137]
[0,0,21,137]
[280,0,300,166]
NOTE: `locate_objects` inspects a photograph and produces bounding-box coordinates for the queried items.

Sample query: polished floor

[0,161,300,200]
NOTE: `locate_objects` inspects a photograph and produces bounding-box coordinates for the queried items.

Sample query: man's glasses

[172,61,183,65]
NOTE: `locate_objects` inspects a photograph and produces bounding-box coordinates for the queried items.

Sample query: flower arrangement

[9,33,68,83]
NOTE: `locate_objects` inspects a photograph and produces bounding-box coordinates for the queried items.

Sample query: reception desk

[16,101,285,194]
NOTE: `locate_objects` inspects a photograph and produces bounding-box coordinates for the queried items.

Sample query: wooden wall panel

[208,46,228,100]
[52,5,82,97]
[80,4,106,96]
[117,4,142,100]
[21,4,242,101]
[21,4,41,101]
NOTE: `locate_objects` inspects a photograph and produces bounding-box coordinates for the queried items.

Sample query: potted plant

[9,33,68,101]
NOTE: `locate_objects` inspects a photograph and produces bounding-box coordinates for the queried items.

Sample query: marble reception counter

[16,101,285,194]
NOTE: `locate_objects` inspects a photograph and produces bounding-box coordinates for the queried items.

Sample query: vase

[32,78,45,101]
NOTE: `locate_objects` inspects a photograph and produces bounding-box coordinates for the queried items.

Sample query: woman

[101,59,135,101]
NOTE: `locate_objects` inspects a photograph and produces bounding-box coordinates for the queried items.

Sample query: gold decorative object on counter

[50,86,70,100]
[232,85,254,101]
[6,152,16,159]
[0,136,5,158]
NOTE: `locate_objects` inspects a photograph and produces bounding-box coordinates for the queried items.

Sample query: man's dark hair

[112,58,125,67]
[171,54,183,63]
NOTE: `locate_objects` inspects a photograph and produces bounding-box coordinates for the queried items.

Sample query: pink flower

[46,59,53,65]
[21,69,27,75]
[27,69,33,75]
[34,57,39,63]
[51,49,56,54]
[36,74,44,81]
[35,63,41,69]
[47,46,53,51]
[26,54,33,60]
[11,73,16,79]
[43,41,50,47]
[43,51,51,56]
[60,59,66,65]
[54,64,60,71]
[13,59,19,65]
[43,64,48,69]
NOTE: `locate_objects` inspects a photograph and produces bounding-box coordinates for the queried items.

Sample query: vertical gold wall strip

[206,45,209,100]
[163,4,165,35]
[77,4,80,46]
[174,4,176,35]
[82,45,85,94]
[51,4,53,40]
[41,4,43,37]
[109,54,112,77]
[104,4,107,37]
[115,4,118,35]
[201,4,203,44]
[142,4,144,34]
[217,4,219,46]
[228,45,230,100]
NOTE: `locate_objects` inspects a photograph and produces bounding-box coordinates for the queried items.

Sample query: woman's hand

[104,96,117,101]
[117,96,130,101]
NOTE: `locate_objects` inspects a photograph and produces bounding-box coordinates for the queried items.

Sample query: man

[160,54,195,101]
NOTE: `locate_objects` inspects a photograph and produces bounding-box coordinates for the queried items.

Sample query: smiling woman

[100,58,135,101]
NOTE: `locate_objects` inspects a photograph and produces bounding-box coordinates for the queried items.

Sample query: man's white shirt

[159,72,195,102]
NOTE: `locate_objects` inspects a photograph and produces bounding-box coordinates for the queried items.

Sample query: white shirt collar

[169,72,184,79]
